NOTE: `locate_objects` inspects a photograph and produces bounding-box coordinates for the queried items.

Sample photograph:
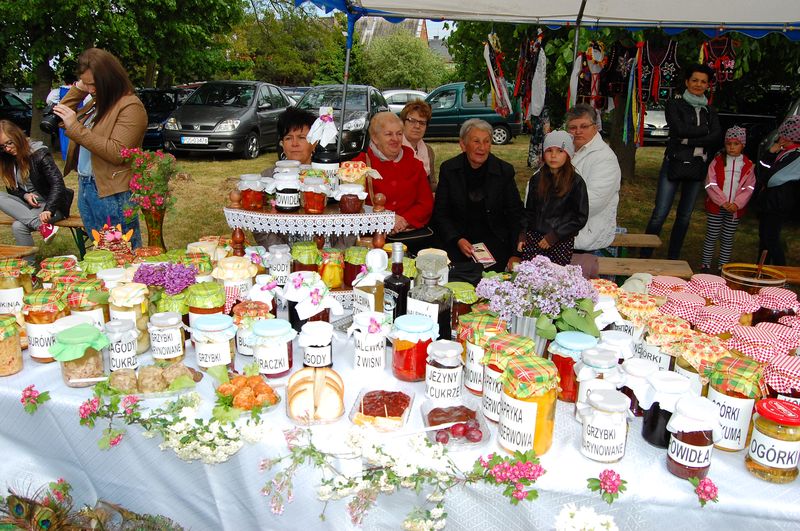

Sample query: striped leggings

[701,210,739,268]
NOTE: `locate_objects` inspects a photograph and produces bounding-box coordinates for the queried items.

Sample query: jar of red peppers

[343,246,368,289]
[753,286,798,325]
[300,176,330,214]
[482,333,538,422]
[444,282,477,340]
[548,331,598,403]
[666,395,721,479]
[238,174,264,211]
[763,355,800,406]
[457,312,504,396]
[390,314,438,382]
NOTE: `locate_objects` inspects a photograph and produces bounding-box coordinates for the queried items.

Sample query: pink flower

[123,209,134,218]
[261,280,278,291]
[121,395,140,415]
[20,384,40,405]
[79,397,100,419]
[599,469,622,494]
[155,196,164,206]
[310,288,322,305]
[368,317,381,334]
[292,275,303,289]
[695,478,718,502]
[109,433,123,447]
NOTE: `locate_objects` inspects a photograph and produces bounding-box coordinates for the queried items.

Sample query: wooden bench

[604,233,662,258]
[767,266,800,286]
[597,257,694,279]
[0,244,38,259]
[0,214,90,259]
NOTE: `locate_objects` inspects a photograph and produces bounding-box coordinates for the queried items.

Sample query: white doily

[224,207,395,237]
[331,289,354,310]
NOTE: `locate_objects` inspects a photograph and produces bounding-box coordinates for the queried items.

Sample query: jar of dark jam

[291,241,320,274]
[425,339,464,400]
[337,184,366,214]
[618,357,659,417]
[666,395,720,479]
[343,246,368,289]
[640,371,691,448]
[753,287,797,326]
[274,176,301,213]
[763,355,800,406]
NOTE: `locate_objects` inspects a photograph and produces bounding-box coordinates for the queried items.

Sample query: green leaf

[206,365,230,384]
[243,362,260,377]
[688,477,700,488]
[212,405,243,424]
[168,374,195,391]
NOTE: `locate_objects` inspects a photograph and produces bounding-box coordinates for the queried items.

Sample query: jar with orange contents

[457,312,504,396]
[707,356,765,451]
[498,355,559,456]
[480,333,521,422]
[547,331,598,403]
[238,174,264,211]
[300,176,330,214]
[755,321,800,356]
[694,305,740,341]
[0,314,22,376]
[726,325,781,364]
[23,289,69,363]
[390,314,438,382]
[712,286,760,326]
[319,248,344,289]
[37,256,78,289]
[753,287,798,325]
[762,355,800,406]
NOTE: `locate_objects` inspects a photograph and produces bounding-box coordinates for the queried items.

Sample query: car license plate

[181,136,208,144]
[652,130,668,137]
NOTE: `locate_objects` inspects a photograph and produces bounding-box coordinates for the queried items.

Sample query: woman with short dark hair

[400,100,437,191]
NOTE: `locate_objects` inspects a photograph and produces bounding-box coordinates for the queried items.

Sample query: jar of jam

[348,311,389,371]
[763,355,800,406]
[274,174,301,212]
[251,318,296,378]
[343,246,368,289]
[148,312,186,362]
[232,300,272,356]
[319,248,344,289]
[745,399,800,483]
[390,314,437,382]
[291,241,320,273]
[618,357,660,416]
[712,286,761,326]
[37,256,78,289]
[580,389,632,463]
[212,256,258,304]
[23,289,69,363]
[640,370,691,448]
[238,174,265,211]
[80,250,117,278]
[186,282,225,330]
[104,320,139,372]
[666,395,721,479]
[300,176,329,214]
[336,183,367,214]
[658,292,705,325]
[299,320,334,368]
[753,287,798,325]
[726,325,780,364]
[756,321,800,356]
[246,275,280,318]
[109,283,150,354]
[444,282,477,340]
[614,291,658,337]
[66,279,109,329]
[95,268,126,290]
[192,314,237,371]
[648,275,688,304]
[283,271,335,332]
[457,312,504,396]
[548,331,598,403]
[50,323,108,388]
[686,273,727,305]
[575,348,623,407]
[0,258,33,315]
[264,244,291,288]
[483,333,538,422]
[51,273,82,293]
[425,339,463,400]
[0,314,22,376]
[694,305,740,340]
[675,333,729,396]
[708,356,765,451]
[499,355,559,456]
[597,330,635,363]
[182,252,214,283]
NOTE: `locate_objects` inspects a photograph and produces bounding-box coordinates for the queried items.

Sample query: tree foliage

[363,31,448,90]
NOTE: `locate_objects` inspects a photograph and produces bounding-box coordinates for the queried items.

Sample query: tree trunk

[144,60,157,88]
[30,60,55,147]
[608,100,637,183]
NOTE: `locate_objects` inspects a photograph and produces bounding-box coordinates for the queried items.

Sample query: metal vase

[510,315,549,356]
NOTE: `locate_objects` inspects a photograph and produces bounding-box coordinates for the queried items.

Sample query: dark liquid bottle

[384,242,411,323]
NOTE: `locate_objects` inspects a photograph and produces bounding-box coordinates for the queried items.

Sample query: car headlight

[147,122,163,131]
[164,117,180,130]
[343,117,366,131]
[214,119,240,132]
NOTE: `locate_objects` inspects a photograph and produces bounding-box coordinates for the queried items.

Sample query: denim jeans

[643,158,703,260]
[78,174,142,248]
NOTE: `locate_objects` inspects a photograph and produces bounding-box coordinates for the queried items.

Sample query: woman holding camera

[0,120,74,251]
[52,48,147,247]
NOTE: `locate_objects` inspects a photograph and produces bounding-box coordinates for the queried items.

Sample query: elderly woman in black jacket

[0,120,73,248]
[643,64,722,260]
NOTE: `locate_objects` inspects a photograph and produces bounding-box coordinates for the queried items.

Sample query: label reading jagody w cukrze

[707,387,754,450]
[498,392,538,453]
[109,308,137,325]
[269,261,290,286]
[256,342,289,375]
[668,436,713,468]
[26,323,57,359]
[482,365,503,421]
[150,328,183,360]
[195,342,232,368]
[464,342,484,394]
[353,335,384,370]
[425,365,462,400]
[107,338,139,371]
[581,415,627,462]
[303,345,332,367]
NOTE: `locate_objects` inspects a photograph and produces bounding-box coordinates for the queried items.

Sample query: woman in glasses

[0,120,74,249]
[400,100,437,192]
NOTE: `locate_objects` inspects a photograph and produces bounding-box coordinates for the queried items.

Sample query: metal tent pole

[337,13,357,158]
[572,0,588,61]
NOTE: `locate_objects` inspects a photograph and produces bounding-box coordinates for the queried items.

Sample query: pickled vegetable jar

[80,250,117,278]
[251,318,297,378]
[390,314,438,382]
[708,356,765,451]
[148,312,186,362]
[192,314,237,371]
[37,256,78,288]
[666,395,721,479]
[109,283,150,354]
[0,258,33,315]
[575,348,622,406]
[0,314,22,376]
[319,248,344,289]
[745,399,800,483]
[457,312,504,396]
[763,355,800,406]
[66,278,109,329]
[482,332,527,422]
[580,389,631,463]
[50,323,109,388]
[548,331,598,403]
[23,289,69,363]
[186,282,225,329]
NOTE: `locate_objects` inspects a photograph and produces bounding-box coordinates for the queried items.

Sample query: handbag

[666,151,706,182]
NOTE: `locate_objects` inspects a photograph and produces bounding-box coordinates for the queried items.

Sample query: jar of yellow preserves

[483,333,538,422]
[707,356,765,452]
[712,286,760,326]
[745,399,800,483]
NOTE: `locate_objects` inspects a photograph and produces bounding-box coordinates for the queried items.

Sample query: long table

[1,332,798,530]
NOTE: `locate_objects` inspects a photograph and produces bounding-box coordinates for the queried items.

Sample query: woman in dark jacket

[643,64,722,260]
[0,120,73,247]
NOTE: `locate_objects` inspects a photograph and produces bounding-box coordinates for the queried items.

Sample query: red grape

[450,423,467,437]
[465,428,483,442]
[435,430,449,444]
[465,419,480,430]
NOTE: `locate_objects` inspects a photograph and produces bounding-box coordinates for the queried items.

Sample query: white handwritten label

[499,392,537,453]
[674,364,703,395]
[668,436,713,468]
[195,341,232,368]
[482,365,503,422]
[236,330,253,356]
[464,342,484,394]
[748,428,800,469]
[150,328,184,359]
[0,287,24,315]
[269,261,290,286]
[255,342,289,375]
[407,297,438,323]
[636,343,673,371]
[581,414,627,462]
[26,322,56,359]
[352,288,375,314]
[304,344,332,367]
[425,364,463,400]
[106,339,139,371]
[276,191,300,208]
[354,335,385,370]
[72,308,105,329]
[109,308,136,326]
[708,387,754,451]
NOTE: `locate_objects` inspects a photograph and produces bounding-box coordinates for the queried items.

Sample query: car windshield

[138,91,177,113]
[297,87,368,111]
[185,83,255,107]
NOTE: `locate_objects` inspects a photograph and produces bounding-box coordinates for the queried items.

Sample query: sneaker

[39,223,58,243]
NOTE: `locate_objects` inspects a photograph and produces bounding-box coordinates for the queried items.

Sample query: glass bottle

[384,242,411,324]
[745,399,800,483]
[390,314,438,382]
[407,270,453,341]
[666,395,720,479]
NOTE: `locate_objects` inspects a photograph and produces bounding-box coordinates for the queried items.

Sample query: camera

[39,103,61,135]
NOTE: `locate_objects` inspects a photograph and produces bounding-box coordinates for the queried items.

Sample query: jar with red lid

[618,357,659,416]
[686,273,727,304]
[548,331,598,403]
[694,305,740,340]
[425,340,463,400]
[763,355,800,406]
[726,325,780,364]
[238,174,265,211]
[666,395,721,479]
[755,321,800,356]
[712,286,760,326]
[745,399,800,483]
[639,371,691,448]
[753,286,798,325]
[483,333,538,422]
[707,356,765,451]
[658,292,705,325]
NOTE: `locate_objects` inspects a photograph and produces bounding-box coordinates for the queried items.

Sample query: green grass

[12,140,798,271]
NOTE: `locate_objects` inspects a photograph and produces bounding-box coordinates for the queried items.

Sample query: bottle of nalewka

[384,243,411,324]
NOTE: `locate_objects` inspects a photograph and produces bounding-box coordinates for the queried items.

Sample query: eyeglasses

[567,122,596,133]
[1,141,14,150]
[405,117,428,127]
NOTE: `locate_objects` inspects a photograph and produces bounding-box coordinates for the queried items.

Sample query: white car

[382,89,429,114]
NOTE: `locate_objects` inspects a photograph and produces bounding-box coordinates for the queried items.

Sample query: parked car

[282,86,312,103]
[424,82,522,145]
[642,105,669,144]
[295,84,389,160]
[0,89,32,134]
[383,89,428,113]
[163,80,292,159]
[137,88,193,150]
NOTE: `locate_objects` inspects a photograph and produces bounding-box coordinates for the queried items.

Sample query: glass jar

[274,175,301,212]
[267,244,292,287]
[482,333,536,422]
[51,273,82,293]
[50,323,108,388]
[648,275,688,304]
[708,356,764,451]
[343,246,368,289]
[337,183,366,214]
[300,177,329,214]
[291,242,320,274]
[755,321,800,357]
[444,282,477,341]
[548,331,599,403]
[80,250,117,278]
[745,399,800,483]
[247,275,279,318]
[694,305,740,340]
[0,258,33,315]
[23,289,69,363]
[283,271,332,332]
[640,371,691,448]
[675,333,729,396]
[299,320,334,368]
[390,314,438,382]
[645,313,691,348]
[348,311,389,371]
[499,355,559,456]
[319,248,344,289]
[615,291,658,333]
[618,357,660,417]
[425,340,463,400]
[239,174,265,211]
[186,282,226,329]
[182,252,214,282]
[104,320,139,372]
[575,348,623,407]
[686,273,727,304]
[580,389,631,463]
[457,312,504,396]
[108,283,150,354]
[232,300,272,356]
[157,290,190,330]
[598,330,635,363]
[658,292,705,325]
[753,287,798,325]
[763,355,800,406]
[212,256,258,304]
[408,270,453,341]
[0,314,22,376]
[712,286,761,326]
[37,256,78,289]
[148,312,186,362]
[96,268,126,290]
[666,395,721,479]
[193,314,237,371]
[252,318,297,378]
[726,325,780,364]
[66,279,109,329]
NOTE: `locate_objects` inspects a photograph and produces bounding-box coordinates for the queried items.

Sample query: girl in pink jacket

[700,126,756,273]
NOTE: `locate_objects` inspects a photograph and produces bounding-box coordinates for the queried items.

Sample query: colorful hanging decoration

[700,35,737,99]
[603,42,637,97]
[514,29,546,120]
[623,41,646,146]
[639,40,680,104]
[484,33,513,117]
[570,41,610,112]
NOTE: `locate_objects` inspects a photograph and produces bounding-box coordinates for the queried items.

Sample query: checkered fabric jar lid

[22,289,67,313]
[186,281,226,308]
[591,278,619,297]
[0,258,34,278]
[659,292,705,323]
[681,332,730,378]
[648,275,688,297]
[755,321,800,350]
[694,305,741,335]
[686,274,726,299]
[457,312,505,346]
[709,356,765,399]
[500,355,559,399]
[778,315,800,329]
[37,256,78,281]
[757,287,799,312]
[763,355,800,394]
[0,314,19,340]
[483,333,537,370]
[726,325,781,363]
[712,286,761,313]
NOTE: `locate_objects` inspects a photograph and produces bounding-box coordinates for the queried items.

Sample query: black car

[0,90,32,134]
[163,80,292,159]
[295,84,389,160]
[137,88,194,150]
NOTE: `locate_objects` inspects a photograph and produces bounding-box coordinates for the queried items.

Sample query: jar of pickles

[763,355,800,405]
[157,290,190,330]
[96,268,126,290]
[755,321,800,357]
[425,340,463,400]
[183,252,214,283]
[575,348,623,407]
[457,312,504,396]
[251,318,297,378]
[192,314,236,371]
[186,282,225,329]
[37,256,78,289]
[50,323,109,388]
[726,325,780,364]
[148,312,186,362]
[444,282,477,340]
[0,258,33,315]
[343,246,368,289]
[482,333,538,422]
[109,283,150,354]
[232,300,272,356]
[66,279,108,329]
[580,389,632,463]
[708,356,765,451]
[212,256,258,304]
[498,355,559,456]
[267,244,292,287]
[104,320,139,371]
[686,273,727,304]
[675,333,729,396]
[640,370,691,448]
[319,248,344,289]
[618,357,660,416]
[80,250,117,278]
[291,241,320,273]
[238,174,265,211]
[666,395,721,479]
[0,314,22,376]
[745,399,800,483]
[754,287,798,325]
[712,286,760,326]
[23,289,69,363]
[694,305,740,340]
[390,314,438,382]
[548,331,598,403]
[348,311,389,371]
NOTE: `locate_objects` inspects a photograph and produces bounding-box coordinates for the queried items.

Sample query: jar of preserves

[66,279,109,329]
[23,289,69,363]
[343,246,368,289]
[182,252,214,283]
[580,389,632,463]
[37,256,78,289]
[457,312,504,396]
[50,323,109,388]
[251,318,297,378]
[708,356,765,451]
[103,319,139,372]
[755,321,800,356]
[763,355,800,406]
[754,287,798,325]
[148,312,186,362]
[444,282,477,340]
[108,283,150,354]
[246,274,280,318]
[273,174,301,212]
[648,275,688,304]
[575,348,623,407]
[291,241,320,274]
[694,305,740,340]
[548,331,598,403]
[283,271,335,332]
[300,176,330,214]
[238,174,264,211]
[0,314,22,376]
[390,314,438,382]
[726,325,780,364]
[96,268,126,290]
[425,339,463,400]
[658,292,705,325]
[319,248,344,289]
[80,250,117,278]
[0,258,33,315]
[348,311,389,371]
[597,330,635,363]
[212,256,258,304]
[266,244,292,287]
[614,291,658,337]
[186,282,226,330]
[712,286,760,326]
[591,278,619,299]
[666,395,721,479]
[686,273,727,304]
[640,370,691,448]
[192,314,237,371]
[299,320,334,368]
[618,357,660,416]
[675,333,729,396]
[232,300,272,356]
[498,355,559,456]
[134,246,165,262]
[745,399,800,483]
[483,333,538,422]
[336,183,367,214]
[157,290,190,330]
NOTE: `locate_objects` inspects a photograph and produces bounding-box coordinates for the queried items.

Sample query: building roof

[428,36,452,63]
[356,17,428,47]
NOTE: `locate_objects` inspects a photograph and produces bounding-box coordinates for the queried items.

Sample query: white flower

[432,519,446,530]
[427,491,444,503]
[395,461,418,478]
[597,514,618,531]
[400,479,415,489]
[317,485,334,501]
[430,507,444,519]
[179,406,197,422]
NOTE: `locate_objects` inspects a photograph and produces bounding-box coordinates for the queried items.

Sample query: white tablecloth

[1,331,798,530]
